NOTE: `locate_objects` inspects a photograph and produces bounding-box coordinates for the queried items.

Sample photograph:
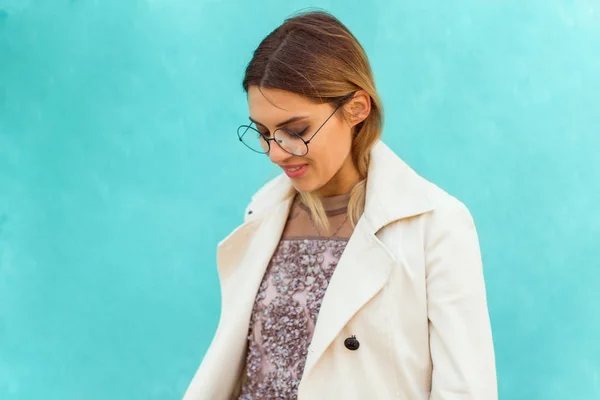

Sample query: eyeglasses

[237,93,354,157]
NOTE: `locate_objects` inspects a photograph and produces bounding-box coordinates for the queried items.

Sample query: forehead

[247,86,320,123]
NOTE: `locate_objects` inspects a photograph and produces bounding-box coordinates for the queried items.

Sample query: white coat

[183,140,497,399]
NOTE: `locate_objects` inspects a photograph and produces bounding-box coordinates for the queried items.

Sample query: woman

[184,10,497,400]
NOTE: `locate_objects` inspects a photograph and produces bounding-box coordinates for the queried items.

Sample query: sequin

[238,238,349,400]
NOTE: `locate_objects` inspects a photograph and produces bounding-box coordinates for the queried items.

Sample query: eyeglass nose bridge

[264,136,287,159]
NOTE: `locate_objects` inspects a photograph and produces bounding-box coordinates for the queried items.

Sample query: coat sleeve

[425,197,498,399]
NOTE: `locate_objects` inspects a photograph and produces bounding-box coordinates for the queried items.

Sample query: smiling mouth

[281,164,309,178]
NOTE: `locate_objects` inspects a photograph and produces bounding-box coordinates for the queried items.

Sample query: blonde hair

[243,9,384,231]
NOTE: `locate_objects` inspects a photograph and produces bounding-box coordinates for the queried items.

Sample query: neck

[316,154,361,197]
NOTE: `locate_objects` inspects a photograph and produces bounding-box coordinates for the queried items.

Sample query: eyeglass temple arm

[305,97,351,144]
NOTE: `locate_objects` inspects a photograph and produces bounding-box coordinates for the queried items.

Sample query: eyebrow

[248,115,309,129]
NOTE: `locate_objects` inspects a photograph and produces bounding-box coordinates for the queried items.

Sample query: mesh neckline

[296,191,351,217]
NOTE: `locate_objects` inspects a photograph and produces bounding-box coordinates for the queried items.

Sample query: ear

[344,90,371,129]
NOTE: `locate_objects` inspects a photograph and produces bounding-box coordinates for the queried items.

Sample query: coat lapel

[216,174,294,310]
[300,141,436,383]
[211,195,294,395]
[301,215,396,377]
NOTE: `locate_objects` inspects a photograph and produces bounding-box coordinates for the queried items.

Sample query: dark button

[344,335,359,350]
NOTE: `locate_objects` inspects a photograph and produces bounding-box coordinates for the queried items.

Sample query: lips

[281,164,308,178]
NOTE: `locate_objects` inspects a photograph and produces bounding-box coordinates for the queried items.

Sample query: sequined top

[238,192,354,400]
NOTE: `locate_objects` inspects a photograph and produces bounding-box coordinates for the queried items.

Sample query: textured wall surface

[1,1,599,398]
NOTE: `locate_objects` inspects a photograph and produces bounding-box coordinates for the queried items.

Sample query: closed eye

[296,127,309,136]
[248,115,310,133]
[284,127,310,137]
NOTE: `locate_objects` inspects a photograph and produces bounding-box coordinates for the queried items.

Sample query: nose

[267,141,290,164]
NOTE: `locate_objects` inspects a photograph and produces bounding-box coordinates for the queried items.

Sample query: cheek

[308,130,352,174]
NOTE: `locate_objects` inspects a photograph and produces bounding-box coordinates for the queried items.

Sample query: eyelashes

[258,127,310,138]
[296,127,309,137]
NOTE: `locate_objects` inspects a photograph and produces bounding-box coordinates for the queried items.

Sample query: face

[246,86,370,196]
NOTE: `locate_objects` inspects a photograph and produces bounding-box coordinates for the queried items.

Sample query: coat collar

[245,140,434,231]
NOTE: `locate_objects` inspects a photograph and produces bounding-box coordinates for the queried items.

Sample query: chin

[290,179,322,194]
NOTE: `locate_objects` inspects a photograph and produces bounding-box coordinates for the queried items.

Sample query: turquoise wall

[1,1,598,398]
